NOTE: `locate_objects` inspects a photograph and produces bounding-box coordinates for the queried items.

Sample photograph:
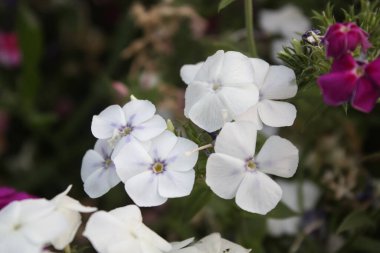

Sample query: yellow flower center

[152,162,164,174]
[246,160,257,171]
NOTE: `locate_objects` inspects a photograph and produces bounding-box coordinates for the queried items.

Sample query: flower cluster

[318,22,380,112]
[82,99,199,206]
[0,185,96,252]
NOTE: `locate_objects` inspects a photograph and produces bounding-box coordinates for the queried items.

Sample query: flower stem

[64,245,72,253]
[244,0,257,57]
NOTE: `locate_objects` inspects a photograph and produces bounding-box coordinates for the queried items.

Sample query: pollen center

[152,162,164,174]
[104,158,113,169]
[246,160,257,171]
[121,126,132,136]
[212,83,221,91]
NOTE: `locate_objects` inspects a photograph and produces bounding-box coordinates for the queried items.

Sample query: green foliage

[337,210,375,234]
[218,0,236,12]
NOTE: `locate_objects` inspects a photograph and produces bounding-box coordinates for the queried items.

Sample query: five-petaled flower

[114,130,198,207]
[318,54,380,112]
[323,22,371,58]
[206,121,299,214]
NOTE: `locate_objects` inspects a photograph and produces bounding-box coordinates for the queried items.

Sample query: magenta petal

[0,187,36,209]
[318,72,358,106]
[346,31,361,52]
[331,54,356,72]
[326,31,346,58]
[365,57,380,87]
[351,77,380,113]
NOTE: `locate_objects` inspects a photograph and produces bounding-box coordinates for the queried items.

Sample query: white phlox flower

[113,130,198,207]
[206,121,299,214]
[236,58,298,129]
[83,205,172,253]
[81,139,120,198]
[50,185,97,250]
[267,180,320,236]
[91,99,167,149]
[0,199,67,253]
[180,50,259,132]
[169,233,251,253]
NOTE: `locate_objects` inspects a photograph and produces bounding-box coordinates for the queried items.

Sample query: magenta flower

[0,187,36,209]
[318,54,380,113]
[0,32,22,68]
[323,22,371,58]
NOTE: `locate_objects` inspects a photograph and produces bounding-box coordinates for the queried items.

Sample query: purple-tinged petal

[346,30,361,52]
[331,54,356,72]
[351,77,380,113]
[0,187,36,209]
[365,57,380,87]
[325,31,346,58]
[317,71,358,106]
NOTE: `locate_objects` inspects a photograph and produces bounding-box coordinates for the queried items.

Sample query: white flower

[114,130,198,207]
[0,199,67,253]
[206,121,299,214]
[267,180,320,236]
[180,50,259,132]
[91,99,167,147]
[50,185,97,250]
[83,205,172,253]
[81,139,120,198]
[170,233,251,253]
[236,58,297,129]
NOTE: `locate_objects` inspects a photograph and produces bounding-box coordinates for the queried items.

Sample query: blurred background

[1,0,380,252]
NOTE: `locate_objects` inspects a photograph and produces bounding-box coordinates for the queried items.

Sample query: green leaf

[218,0,236,12]
[180,183,212,221]
[352,236,380,253]
[266,201,298,219]
[337,210,374,234]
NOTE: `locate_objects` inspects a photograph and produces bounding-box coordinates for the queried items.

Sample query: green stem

[244,0,257,57]
[64,245,72,253]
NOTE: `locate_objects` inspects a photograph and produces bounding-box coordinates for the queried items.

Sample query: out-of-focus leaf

[266,201,298,219]
[337,210,374,234]
[352,236,380,252]
[181,182,212,221]
[218,0,236,12]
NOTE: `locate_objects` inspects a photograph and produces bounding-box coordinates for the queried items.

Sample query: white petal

[184,83,213,117]
[84,167,120,198]
[166,137,198,172]
[123,100,156,126]
[235,171,282,214]
[250,58,270,89]
[158,170,195,198]
[94,139,114,159]
[180,62,204,85]
[195,233,221,252]
[256,136,299,178]
[109,205,142,223]
[50,209,81,250]
[217,86,259,118]
[91,105,125,139]
[18,199,55,224]
[257,100,297,127]
[187,93,227,132]
[260,65,297,100]
[107,239,141,253]
[267,217,300,236]
[137,223,172,252]
[221,238,251,253]
[302,181,320,210]
[148,130,178,160]
[0,233,42,253]
[114,140,153,182]
[81,150,104,182]
[194,50,224,83]
[171,238,195,250]
[0,201,20,228]
[219,51,255,86]
[52,189,97,213]
[132,115,167,142]
[214,122,257,160]
[235,105,263,130]
[206,153,246,199]
[125,171,167,207]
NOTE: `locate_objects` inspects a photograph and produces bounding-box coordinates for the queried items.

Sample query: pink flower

[0,187,36,209]
[0,32,22,68]
[323,22,371,58]
[317,54,380,112]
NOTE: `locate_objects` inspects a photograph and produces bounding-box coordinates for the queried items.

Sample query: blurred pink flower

[0,187,36,209]
[112,81,129,97]
[0,32,22,68]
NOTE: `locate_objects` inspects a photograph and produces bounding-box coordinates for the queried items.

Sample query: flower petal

[194,50,224,83]
[214,122,257,159]
[125,171,167,207]
[132,114,167,142]
[366,57,380,87]
[235,105,264,130]
[206,153,246,199]
[221,238,251,253]
[166,137,198,172]
[257,100,297,127]
[260,66,297,100]
[235,171,282,214]
[219,51,255,86]
[94,139,113,159]
[158,170,195,198]
[256,136,299,178]
[250,58,270,88]
[180,62,204,85]
[148,130,178,160]
[123,100,156,126]
[351,77,380,113]
[267,217,300,236]
[83,167,120,198]
[184,83,213,117]
[80,150,104,182]
[91,105,125,139]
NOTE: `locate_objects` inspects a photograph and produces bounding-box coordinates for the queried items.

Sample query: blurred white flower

[91,99,167,147]
[81,139,120,198]
[180,50,259,132]
[114,130,198,207]
[83,205,172,253]
[267,180,320,236]
[170,233,251,253]
[206,122,299,214]
[50,185,97,250]
[237,59,297,129]
[0,199,66,253]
